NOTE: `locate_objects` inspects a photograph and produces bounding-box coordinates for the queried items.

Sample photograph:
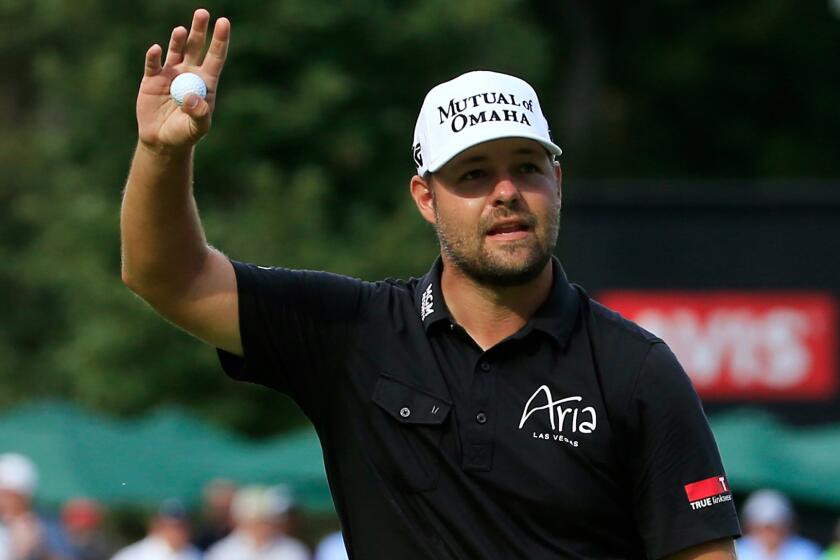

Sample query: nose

[490,175,522,208]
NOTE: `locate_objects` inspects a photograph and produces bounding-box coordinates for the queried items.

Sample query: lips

[486,219,531,236]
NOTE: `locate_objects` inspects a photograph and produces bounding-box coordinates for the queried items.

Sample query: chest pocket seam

[372,374,452,425]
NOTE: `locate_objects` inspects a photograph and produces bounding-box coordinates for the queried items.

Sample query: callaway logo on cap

[412,70,562,175]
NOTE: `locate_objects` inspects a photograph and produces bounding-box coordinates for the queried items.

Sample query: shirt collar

[415,256,452,330]
[414,256,580,347]
[528,257,580,348]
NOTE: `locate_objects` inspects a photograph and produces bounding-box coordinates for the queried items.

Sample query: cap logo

[437,92,535,133]
[412,143,423,168]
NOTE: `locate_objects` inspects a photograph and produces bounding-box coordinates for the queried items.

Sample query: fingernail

[186,95,199,109]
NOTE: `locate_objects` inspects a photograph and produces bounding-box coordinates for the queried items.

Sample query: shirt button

[400,407,411,418]
[476,412,488,424]
[479,361,491,372]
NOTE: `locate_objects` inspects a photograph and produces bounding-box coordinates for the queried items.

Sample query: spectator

[193,479,236,551]
[737,489,821,560]
[61,499,113,560]
[110,500,200,560]
[205,485,307,560]
[821,519,840,560]
[0,453,62,560]
[314,532,347,560]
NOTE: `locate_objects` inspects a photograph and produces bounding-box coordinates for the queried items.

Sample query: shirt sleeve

[630,342,741,559]
[217,260,369,410]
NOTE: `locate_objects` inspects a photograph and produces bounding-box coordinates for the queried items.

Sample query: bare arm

[121,9,241,355]
[664,538,737,560]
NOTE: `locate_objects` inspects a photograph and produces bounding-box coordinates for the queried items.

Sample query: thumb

[181,94,210,121]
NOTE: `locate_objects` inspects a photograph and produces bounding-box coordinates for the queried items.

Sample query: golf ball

[170,72,207,106]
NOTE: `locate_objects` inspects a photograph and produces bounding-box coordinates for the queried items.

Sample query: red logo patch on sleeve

[684,476,732,510]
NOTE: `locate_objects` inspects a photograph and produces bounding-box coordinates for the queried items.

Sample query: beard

[433,201,560,288]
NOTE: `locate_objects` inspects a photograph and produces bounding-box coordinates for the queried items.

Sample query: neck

[440,258,554,350]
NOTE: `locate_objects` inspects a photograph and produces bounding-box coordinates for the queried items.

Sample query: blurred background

[1,0,839,558]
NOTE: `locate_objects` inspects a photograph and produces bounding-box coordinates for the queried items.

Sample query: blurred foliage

[1,0,839,435]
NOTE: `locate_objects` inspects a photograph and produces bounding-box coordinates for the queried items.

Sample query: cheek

[434,196,484,228]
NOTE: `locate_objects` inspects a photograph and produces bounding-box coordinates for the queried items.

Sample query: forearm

[120,141,211,301]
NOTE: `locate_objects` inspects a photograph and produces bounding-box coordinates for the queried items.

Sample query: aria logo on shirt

[518,385,597,448]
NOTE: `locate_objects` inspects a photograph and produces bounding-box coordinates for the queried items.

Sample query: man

[193,479,237,551]
[204,485,308,560]
[0,453,66,560]
[110,500,201,560]
[736,489,820,560]
[121,9,741,559]
[60,498,114,560]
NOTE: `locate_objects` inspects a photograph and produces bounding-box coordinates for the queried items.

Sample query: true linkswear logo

[518,385,597,448]
[684,476,733,511]
[437,91,535,133]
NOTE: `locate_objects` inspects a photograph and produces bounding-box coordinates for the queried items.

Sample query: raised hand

[136,9,230,153]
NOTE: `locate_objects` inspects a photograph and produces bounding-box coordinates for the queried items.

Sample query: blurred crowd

[0,453,347,560]
[6,451,840,559]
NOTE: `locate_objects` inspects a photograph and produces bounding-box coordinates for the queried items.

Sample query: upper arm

[138,248,243,356]
[630,342,741,557]
[664,538,737,560]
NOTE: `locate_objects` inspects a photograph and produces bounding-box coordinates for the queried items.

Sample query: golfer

[121,9,741,559]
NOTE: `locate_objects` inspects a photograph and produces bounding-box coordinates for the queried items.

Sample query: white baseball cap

[0,453,38,496]
[741,489,794,527]
[412,70,562,176]
[231,484,294,523]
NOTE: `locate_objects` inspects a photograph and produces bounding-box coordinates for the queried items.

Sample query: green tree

[1,0,838,435]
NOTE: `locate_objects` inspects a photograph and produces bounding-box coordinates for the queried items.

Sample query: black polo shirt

[218,257,740,559]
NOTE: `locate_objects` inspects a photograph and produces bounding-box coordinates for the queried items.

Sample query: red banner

[598,291,838,400]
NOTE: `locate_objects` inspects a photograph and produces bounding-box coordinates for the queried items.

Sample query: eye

[460,169,485,182]
[519,162,540,174]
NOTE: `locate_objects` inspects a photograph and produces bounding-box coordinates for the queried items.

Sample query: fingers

[202,17,231,80]
[164,26,187,68]
[201,18,230,78]
[183,9,210,66]
[144,44,163,77]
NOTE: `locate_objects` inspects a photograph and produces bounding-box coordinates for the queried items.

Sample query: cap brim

[427,130,562,174]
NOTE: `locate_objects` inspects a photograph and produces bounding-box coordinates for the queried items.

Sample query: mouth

[485,219,533,241]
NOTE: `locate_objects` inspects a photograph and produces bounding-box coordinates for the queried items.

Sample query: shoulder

[316,532,347,557]
[205,533,238,557]
[111,539,147,560]
[266,536,310,560]
[583,291,663,347]
[783,535,823,557]
[575,288,700,414]
[577,288,671,383]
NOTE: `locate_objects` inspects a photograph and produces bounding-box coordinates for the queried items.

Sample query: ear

[553,161,563,199]
[409,174,437,225]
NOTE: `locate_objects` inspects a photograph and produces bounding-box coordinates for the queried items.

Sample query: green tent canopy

[2,401,840,512]
[0,400,333,512]
[710,410,840,508]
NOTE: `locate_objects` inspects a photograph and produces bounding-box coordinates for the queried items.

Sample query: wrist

[137,139,194,161]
